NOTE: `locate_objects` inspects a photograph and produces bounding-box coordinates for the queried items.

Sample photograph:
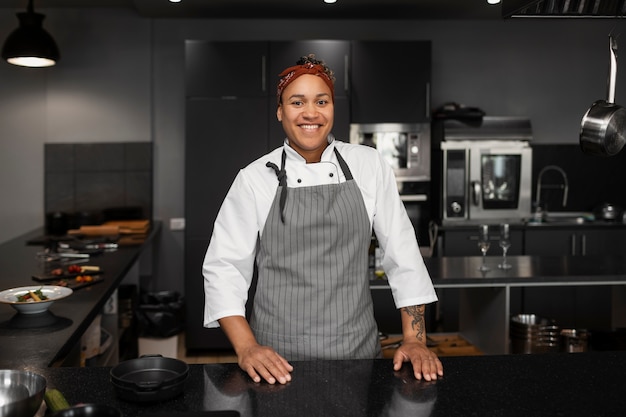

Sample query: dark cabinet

[524,227,626,256]
[185,41,269,98]
[350,41,431,123]
[184,97,268,350]
[185,97,269,238]
[185,41,272,350]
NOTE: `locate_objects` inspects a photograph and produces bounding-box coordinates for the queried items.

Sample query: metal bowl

[0,370,46,417]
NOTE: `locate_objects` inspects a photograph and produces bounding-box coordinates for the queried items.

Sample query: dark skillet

[110,355,189,402]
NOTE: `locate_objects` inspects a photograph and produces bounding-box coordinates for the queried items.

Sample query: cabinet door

[578,228,626,256]
[443,228,523,257]
[268,41,351,149]
[350,41,431,123]
[185,41,269,98]
[524,228,626,256]
[524,229,575,256]
[185,97,269,239]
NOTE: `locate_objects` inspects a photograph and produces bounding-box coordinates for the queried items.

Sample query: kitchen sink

[526,212,595,225]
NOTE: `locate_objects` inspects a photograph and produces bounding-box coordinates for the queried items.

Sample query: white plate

[0,285,73,314]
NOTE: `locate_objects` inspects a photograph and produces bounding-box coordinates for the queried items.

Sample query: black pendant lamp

[2,0,60,68]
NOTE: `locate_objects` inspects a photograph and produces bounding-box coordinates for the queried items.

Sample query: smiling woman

[202,53,441,385]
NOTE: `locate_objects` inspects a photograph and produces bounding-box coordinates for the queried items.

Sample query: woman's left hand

[392,340,443,381]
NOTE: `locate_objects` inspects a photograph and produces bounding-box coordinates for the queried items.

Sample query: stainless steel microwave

[349,123,431,182]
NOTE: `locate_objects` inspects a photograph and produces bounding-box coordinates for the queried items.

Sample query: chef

[203,54,442,385]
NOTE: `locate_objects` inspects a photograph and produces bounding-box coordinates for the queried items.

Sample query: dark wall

[531,144,626,213]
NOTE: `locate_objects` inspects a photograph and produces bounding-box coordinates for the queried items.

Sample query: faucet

[535,165,569,214]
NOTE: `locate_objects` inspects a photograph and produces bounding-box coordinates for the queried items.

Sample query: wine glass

[477,224,490,272]
[498,223,512,270]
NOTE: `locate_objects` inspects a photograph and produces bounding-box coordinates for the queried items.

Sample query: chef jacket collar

[283,134,336,163]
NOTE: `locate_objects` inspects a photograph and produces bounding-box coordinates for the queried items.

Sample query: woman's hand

[392,339,443,381]
[396,305,444,381]
[218,315,294,384]
[238,344,293,384]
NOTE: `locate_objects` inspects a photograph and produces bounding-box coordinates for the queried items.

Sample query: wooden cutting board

[67,220,150,236]
[103,219,150,233]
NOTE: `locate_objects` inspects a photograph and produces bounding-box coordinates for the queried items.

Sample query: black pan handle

[135,380,165,390]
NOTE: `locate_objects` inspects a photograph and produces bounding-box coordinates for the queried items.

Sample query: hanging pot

[580,35,626,157]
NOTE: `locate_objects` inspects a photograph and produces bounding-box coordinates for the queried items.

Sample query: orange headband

[277,62,335,103]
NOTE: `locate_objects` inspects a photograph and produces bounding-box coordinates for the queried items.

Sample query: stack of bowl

[510,314,560,354]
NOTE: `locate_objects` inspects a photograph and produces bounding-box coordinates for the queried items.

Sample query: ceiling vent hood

[503,0,626,18]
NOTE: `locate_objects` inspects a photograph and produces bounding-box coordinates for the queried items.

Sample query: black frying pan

[110,355,189,402]
[580,35,626,156]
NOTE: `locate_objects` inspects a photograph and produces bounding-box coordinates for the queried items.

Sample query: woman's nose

[302,103,319,117]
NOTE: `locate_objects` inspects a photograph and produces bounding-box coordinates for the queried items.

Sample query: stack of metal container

[510,314,560,354]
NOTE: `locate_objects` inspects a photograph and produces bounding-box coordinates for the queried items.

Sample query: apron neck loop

[266,150,288,223]
[333,147,354,181]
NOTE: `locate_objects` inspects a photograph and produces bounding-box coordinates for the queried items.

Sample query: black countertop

[0,226,160,369]
[34,352,626,417]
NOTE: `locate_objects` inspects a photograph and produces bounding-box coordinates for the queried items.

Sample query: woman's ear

[276,105,282,122]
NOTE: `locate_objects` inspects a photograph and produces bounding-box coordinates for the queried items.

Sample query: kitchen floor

[176,332,238,364]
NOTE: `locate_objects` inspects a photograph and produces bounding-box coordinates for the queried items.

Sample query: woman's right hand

[238,344,293,384]
[218,315,293,384]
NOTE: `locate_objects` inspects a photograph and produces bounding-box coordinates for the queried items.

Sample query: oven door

[398,181,431,249]
[468,143,532,220]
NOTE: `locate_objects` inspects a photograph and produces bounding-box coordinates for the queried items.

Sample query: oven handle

[471,181,481,206]
[400,194,428,202]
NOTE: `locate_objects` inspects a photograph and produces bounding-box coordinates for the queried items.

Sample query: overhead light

[487,0,501,4]
[2,0,60,68]
[324,0,337,4]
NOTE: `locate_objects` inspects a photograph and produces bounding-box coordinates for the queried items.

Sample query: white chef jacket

[203,137,438,328]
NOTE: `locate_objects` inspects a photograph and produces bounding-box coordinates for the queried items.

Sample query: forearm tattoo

[402,305,426,342]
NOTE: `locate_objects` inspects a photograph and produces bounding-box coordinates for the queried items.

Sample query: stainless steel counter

[371,255,626,354]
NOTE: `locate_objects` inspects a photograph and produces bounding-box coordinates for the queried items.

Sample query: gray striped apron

[251,148,380,360]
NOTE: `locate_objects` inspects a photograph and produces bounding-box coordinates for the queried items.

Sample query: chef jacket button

[329,173,334,178]
[297,178,302,183]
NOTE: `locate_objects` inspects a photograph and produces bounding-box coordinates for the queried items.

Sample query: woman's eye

[317,99,328,106]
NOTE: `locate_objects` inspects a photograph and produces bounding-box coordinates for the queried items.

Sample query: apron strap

[333,148,354,181]
[266,147,354,223]
[266,150,288,223]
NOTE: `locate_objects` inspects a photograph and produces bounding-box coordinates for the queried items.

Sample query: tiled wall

[45,142,153,224]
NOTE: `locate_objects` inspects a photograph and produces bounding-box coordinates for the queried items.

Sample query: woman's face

[277,74,334,163]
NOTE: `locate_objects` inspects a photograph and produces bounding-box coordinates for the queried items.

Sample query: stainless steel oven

[350,123,432,247]
[439,117,533,224]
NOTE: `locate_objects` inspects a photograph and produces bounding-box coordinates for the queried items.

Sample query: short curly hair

[295,54,335,84]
